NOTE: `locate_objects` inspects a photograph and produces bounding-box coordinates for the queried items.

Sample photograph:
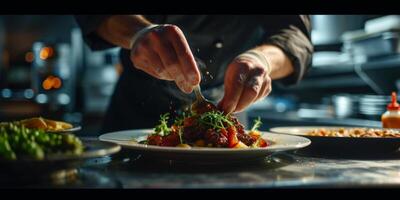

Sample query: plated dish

[99,129,310,163]
[99,105,311,162]
[0,116,119,162]
[0,122,83,161]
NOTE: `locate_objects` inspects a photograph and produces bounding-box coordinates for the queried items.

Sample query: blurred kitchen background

[1,15,399,136]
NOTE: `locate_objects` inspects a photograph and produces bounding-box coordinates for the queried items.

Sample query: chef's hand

[130,24,201,93]
[218,50,272,113]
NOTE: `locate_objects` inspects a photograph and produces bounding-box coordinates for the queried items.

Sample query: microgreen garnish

[198,111,233,130]
[154,113,171,136]
[251,117,262,131]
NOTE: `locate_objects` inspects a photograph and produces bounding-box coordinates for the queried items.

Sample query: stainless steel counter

[3,137,400,188]
[33,150,400,188]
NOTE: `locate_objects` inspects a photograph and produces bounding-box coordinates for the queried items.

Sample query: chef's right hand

[130,24,201,93]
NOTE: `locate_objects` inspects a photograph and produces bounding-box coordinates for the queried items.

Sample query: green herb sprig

[154,113,171,136]
[251,117,262,131]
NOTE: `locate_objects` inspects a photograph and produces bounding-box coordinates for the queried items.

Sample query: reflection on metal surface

[82,152,400,188]
[3,151,400,188]
[0,168,121,188]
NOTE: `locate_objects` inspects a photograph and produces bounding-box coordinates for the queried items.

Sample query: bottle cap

[387,92,400,111]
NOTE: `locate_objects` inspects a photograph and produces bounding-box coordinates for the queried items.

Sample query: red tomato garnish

[161,133,181,147]
[147,135,162,146]
[258,138,268,147]
[227,126,239,148]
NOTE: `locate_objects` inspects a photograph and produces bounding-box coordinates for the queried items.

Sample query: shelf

[279,55,400,92]
[307,54,400,77]
[248,110,381,128]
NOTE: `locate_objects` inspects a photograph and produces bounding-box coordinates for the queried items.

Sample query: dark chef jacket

[75,15,313,133]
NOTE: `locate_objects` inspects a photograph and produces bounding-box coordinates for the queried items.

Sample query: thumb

[217,97,229,114]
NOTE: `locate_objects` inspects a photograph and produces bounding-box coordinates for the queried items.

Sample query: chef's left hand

[218,50,272,113]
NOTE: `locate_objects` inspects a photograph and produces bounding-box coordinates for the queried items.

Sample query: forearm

[252,45,294,80]
[96,15,152,49]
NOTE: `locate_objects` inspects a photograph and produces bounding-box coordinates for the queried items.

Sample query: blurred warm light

[42,78,52,90]
[39,47,53,60]
[47,47,54,57]
[25,52,34,63]
[42,75,62,90]
[53,77,62,89]
[40,49,49,60]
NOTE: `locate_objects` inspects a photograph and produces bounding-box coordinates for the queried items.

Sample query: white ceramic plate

[99,129,310,163]
[270,126,400,154]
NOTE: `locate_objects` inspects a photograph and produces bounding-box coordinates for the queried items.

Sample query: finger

[235,67,265,112]
[219,62,249,113]
[255,76,271,101]
[131,39,172,80]
[131,46,158,76]
[135,58,162,78]
[165,25,201,86]
[150,32,191,93]
[142,47,174,81]
[149,31,179,75]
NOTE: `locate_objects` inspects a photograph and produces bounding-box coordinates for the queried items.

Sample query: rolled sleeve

[74,15,116,50]
[262,15,314,86]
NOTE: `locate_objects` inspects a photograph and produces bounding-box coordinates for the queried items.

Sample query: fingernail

[160,71,173,80]
[189,73,199,85]
[158,70,167,78]
[180,85,191,94]
[176,82,185,93]
[175,78,189,94]
[176,74,185,83]
[185,85,194,93]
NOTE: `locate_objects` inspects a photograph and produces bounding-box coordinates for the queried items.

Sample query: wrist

[130,24,162,52]
[235,49,272,74]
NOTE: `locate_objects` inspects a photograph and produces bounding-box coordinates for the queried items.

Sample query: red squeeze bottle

[381,92,400,128]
